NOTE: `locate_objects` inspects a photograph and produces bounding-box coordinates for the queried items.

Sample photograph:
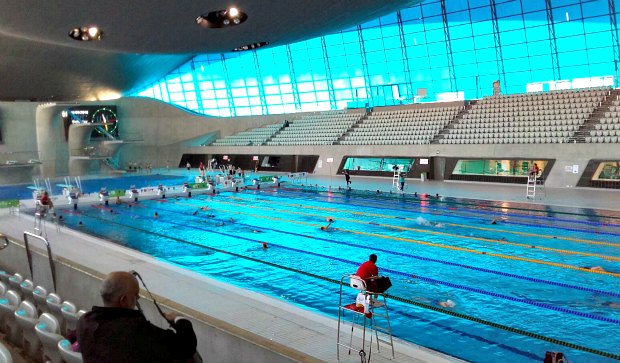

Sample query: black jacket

[77,306,197,363]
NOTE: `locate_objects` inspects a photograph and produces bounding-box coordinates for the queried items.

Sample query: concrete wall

[0,98,618,188]
[0,236,318,363]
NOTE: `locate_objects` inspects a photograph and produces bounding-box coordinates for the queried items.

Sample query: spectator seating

[267,110,364,146]
[35,313,64,363]
[586,94,620,143]
[14,300,40,359]
[212,122,286,146]
[58,339,83,363]
[19,279,34,303]
[0,291,22,345]
[0,341,12,363]
[32,285,48,314]
[7,274,22,294]
[341,105,462,145]
[441,87,609,144]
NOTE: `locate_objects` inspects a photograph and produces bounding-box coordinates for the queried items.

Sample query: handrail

[0,233,9,250]
[23,231,56,292]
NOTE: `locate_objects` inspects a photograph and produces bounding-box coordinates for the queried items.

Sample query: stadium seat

[58,339,83,363]
[14,300,40,358]
[0,341,12,363]
[0,290,22,344]
[35,313,64,363]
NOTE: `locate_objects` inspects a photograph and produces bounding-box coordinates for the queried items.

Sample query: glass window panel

[587,45,614,63]
[234,98,249,107]
[558,50,589,67]
[521,0,546,13]
[231,88,247,97]
[496,1,522,17]
[422,1,442,17]
[299,93,315,103]
[471,19,493,35]
[501,29,526,46]
[556,34,587,52]
[265,95,282,104]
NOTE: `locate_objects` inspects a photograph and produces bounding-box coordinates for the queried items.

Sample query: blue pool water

[44,187,620,362]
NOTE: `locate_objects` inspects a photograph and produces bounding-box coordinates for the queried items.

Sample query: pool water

[47,187,620,363]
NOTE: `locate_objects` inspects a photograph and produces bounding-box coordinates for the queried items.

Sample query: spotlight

[87,27,99,37]
[195,8,248,28]
[228,7,239,17]
[68,24,104,41]
[233,41,269,52]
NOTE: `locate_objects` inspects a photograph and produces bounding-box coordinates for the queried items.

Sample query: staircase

[431,101,475,144]
[335,115,367,145]
[571,89,620,142]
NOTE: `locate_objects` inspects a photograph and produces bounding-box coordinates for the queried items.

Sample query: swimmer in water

[491,219,498,225]
[262,242,268,249]
[438,299,456,308]
[252,230,263,233]
[602,301,620,308]
[154,212,158,219]
[584,266,605,272]
[321,218,335,231]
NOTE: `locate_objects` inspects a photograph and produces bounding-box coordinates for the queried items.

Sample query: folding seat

[0,341,12,363]
[8,274,23,294]
[19,279,34,303]
[15,300,40,359]
[58,339,83,363]
[0,291,22,344]
[35,313,64,363]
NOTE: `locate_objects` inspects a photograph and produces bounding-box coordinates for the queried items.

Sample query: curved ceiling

[0,0,419,102]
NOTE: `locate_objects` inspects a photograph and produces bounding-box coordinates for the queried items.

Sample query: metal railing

[23,231,56,292]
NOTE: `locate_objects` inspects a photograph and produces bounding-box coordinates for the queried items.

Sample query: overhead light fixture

[68,26,104,41]
[195,7,248,28]
[233,41,269,52]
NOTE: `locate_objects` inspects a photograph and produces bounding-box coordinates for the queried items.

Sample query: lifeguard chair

[337,274,394,362]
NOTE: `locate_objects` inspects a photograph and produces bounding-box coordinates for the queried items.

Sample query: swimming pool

[45,187,620,362]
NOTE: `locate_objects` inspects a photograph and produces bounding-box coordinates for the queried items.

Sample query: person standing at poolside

[399,173,406,191]
[186,161,191,171]
[344,170,351,188]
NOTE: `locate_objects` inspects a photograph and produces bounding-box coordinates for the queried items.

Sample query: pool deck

[1,170,618,363]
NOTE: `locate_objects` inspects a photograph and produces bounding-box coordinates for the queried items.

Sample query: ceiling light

[228,7,239,17]
[233,41,269,52]
[68,25,104,41]
[195,8,248,28]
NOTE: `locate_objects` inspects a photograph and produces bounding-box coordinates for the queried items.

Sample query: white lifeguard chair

[337,274,394,362]
[526,170,545,200]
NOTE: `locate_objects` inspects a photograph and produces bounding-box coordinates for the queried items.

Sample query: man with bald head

[77,271,197,363]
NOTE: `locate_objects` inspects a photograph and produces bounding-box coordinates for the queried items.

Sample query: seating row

[455,122,580,129]
[439,137,570,144]
[445,130,572,138]
[0,271,85,363]
[590,129,620,137]
[339,140,430,145]
[585,136,619,143]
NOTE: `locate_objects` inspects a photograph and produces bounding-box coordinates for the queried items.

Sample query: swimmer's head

[320,226,326,231]
[440,299,456,308]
